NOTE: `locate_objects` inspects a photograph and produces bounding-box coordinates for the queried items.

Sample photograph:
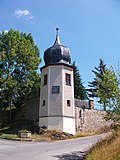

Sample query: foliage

[88,59,120,123]
[0,134,19,139]
[88,59,108,109]
[85,130,120,160]
[105,63,120,123]
[0,29,41,111]
[88,59,119,111]
[72,62,88,100]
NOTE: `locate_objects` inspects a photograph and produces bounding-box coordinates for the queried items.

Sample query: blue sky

[1,0,120,107]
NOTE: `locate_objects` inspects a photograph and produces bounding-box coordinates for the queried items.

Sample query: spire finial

[54,27,61,45]
[56,28,59,36]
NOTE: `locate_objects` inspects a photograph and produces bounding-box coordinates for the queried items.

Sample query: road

[0,133,107,160]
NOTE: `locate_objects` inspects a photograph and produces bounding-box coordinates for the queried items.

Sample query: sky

[0,0,120,108]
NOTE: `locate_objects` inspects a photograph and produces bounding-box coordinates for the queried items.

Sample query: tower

[39,28,75,135]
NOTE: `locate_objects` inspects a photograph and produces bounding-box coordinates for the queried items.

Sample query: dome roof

[44,28,71,65]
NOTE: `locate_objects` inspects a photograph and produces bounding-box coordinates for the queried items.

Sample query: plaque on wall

[52,86,60,94]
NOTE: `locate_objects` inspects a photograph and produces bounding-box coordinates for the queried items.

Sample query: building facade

[39,28,75,135]
[15,29,112,135]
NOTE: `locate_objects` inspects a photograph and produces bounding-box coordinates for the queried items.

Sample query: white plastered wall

[63,66,75,117]
[39,116,75,135]
[39,116,63,131]
[63,117,75,135]
[39,64,75,135]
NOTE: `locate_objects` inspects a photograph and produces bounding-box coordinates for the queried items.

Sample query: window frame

[65,73,71,86]
[42,100,46,106]
[67,100,71,107]
[44,74,47,85]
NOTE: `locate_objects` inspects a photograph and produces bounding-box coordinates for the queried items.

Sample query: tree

[88,59,119,111]
[105,63,120,124]
[88,59,108,110]
[72,62,88,100]
[0,29,41,113]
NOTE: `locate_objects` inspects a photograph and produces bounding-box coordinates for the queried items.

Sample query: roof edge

[40,63,73,71]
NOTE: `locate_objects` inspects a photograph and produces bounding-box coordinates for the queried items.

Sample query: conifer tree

[88,59,106,97]
[72,62,88,100]
[88,59,119,111]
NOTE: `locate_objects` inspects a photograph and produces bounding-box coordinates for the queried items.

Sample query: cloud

[0,30,8,34]
[4,30,8,33]
[15,9,30,18]
[29,16,34,19]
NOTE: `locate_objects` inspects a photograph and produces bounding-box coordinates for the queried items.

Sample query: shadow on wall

[53,151,85,160]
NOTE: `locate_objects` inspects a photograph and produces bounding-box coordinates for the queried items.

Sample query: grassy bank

[0,121,102,141]
[85,129,120,160]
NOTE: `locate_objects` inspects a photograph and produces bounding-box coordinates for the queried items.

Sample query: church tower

[39,28,75,135]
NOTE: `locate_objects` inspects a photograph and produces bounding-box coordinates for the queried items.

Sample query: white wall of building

[39,64,75,135]
[63,117,75,135]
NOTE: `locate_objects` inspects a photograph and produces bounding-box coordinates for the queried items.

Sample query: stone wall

[75,106,112,133]
[14,96,112,134]
[15,96,40,123]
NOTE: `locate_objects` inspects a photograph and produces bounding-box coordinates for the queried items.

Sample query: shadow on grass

[53,151,85,160]
[0,119,39,134]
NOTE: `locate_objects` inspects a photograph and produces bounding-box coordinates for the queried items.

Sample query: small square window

[67,100,71,107]
[44,74,47,85]
[66,73,71,86]
[42,100,46,106]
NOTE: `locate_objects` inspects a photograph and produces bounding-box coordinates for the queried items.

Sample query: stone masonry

[75,101,112,133]
[16,96,112,134]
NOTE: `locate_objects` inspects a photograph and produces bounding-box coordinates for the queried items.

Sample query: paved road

[0,133,107,160]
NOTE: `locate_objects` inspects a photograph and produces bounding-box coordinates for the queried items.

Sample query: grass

[72,132,95,139]
[31,133,51,141]
[0,134,19,139]
[73,125,112,139]
[0,121,115,142]
[0,123,112,141]
[0,128,101,141]
[0,132,51,141]
[85,129,120,160]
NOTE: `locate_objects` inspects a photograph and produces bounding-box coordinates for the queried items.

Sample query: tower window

[67,100,71,107]
[79,110,82,118]
[42,100,46,106]
[66,73,71,85]
[44,74,47,85]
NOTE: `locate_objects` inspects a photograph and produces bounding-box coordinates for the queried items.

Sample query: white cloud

[29,16,34,20]
[15,9,30,18]
[4,30,8,33]
[0,30,8,34]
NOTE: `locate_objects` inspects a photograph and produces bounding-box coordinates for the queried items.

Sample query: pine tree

[88,59,119,111]
[88,59,106,97]
[72,62,88,100]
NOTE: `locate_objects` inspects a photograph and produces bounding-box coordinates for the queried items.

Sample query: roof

[44,28,71,65]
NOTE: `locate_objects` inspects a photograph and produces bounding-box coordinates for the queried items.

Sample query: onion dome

[44,28,71,65]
